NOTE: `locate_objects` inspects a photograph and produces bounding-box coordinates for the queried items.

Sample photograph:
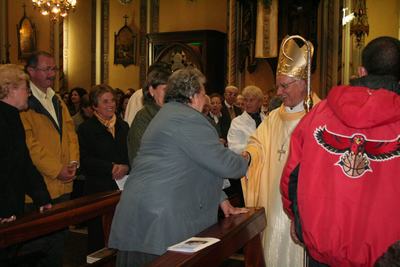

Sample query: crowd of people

[1,35,399,267]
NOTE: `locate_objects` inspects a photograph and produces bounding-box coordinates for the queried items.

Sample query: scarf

[94,111,116,138]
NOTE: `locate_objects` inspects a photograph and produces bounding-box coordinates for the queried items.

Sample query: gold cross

[277,144,286,161]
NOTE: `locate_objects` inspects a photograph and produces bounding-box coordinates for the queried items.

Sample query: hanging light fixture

[31,0,77,21]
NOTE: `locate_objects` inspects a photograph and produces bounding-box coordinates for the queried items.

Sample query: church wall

[108,0,140,92]
[243,61,275,94]
[158,0,227,33]
[65,0,92,91]
[366,0,399,43]
[7,0,51,64]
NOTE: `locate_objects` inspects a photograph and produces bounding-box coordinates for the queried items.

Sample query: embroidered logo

[314,126,400,178]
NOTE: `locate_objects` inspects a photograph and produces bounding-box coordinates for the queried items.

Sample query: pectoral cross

[277,144,286,161]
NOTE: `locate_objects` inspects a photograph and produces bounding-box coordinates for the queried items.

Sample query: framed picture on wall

[17,13,36,60]
[114,20,136,67]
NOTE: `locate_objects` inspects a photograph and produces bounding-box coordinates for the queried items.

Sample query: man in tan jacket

[20,51,79,267]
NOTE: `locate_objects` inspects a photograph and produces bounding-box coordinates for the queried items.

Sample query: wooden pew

[0,190,121,249]
[0,191,266,267]
[149,207,266,267]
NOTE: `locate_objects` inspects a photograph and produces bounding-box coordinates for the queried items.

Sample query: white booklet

[167,237,220,253]
[115,175,128,190]
[86,247,116,264]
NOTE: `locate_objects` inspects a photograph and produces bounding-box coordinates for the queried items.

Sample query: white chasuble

[242,105,305,267]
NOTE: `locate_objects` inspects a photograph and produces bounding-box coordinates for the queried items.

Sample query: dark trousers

[9,194,71,267]
[87,217,105,254]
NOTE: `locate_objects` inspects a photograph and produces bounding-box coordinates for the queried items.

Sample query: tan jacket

[20,95,79,200]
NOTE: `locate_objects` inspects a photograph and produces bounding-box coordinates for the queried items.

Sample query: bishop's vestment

[242,104,308,267]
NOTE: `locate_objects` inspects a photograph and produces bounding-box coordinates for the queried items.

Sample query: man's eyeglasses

[35,67,59,72]
[277,79,297,90]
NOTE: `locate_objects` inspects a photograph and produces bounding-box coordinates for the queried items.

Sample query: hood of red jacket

[327,85,400,129]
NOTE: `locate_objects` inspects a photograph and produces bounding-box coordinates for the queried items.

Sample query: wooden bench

[0,191,121,249]
[0,191,266,267]
[149,207,266,267]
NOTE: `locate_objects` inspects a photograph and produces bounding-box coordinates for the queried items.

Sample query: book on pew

[167,237,220,253]
[86,247,116,264]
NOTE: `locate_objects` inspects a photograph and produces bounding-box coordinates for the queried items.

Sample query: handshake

[241,151,251,165]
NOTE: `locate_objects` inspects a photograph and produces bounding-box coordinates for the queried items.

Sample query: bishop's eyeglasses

[277,79,297,90]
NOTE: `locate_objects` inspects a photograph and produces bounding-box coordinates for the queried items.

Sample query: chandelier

[31,0,77,21]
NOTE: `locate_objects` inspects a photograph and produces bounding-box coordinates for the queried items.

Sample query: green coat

[126,102,160,165]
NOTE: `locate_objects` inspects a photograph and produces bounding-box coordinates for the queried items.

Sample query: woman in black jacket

[78,84,129,253]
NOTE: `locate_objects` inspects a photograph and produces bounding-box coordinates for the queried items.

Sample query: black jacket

[220,103,242,139]
[0,101,51,218]
[78,116,129,194]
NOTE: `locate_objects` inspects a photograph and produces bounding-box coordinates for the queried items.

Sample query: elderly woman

[127,66,171,164]
[0,64,51,225]
[109,68,249,267]
[77,84,129,253]
[227,85,265,154]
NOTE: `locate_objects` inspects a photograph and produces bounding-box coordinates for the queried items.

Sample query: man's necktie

[228,106,235,120]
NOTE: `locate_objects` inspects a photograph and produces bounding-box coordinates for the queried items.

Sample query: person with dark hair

[350,36,400,94]
[61,91,70,105]
[68,87,88,116]
[109,67,249,267]
[219,85,242,139]
[21,50,79,267]
[124,62,172,126]
[72,94,93,130]
[114,88,125,116]
[126,88,135,97]
[118,94,130,119]
[71,94,93,201]
[208,93,227,144]
[281,36,400,266]
[78,84,129,253]
[126,66,171,164]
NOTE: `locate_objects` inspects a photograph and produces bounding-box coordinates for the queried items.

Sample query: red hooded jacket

[281,85,400,267]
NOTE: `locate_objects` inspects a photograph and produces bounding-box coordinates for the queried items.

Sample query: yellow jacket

[20,95,79,200]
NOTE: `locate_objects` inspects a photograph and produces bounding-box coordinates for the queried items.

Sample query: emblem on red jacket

[314,126,400,178]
